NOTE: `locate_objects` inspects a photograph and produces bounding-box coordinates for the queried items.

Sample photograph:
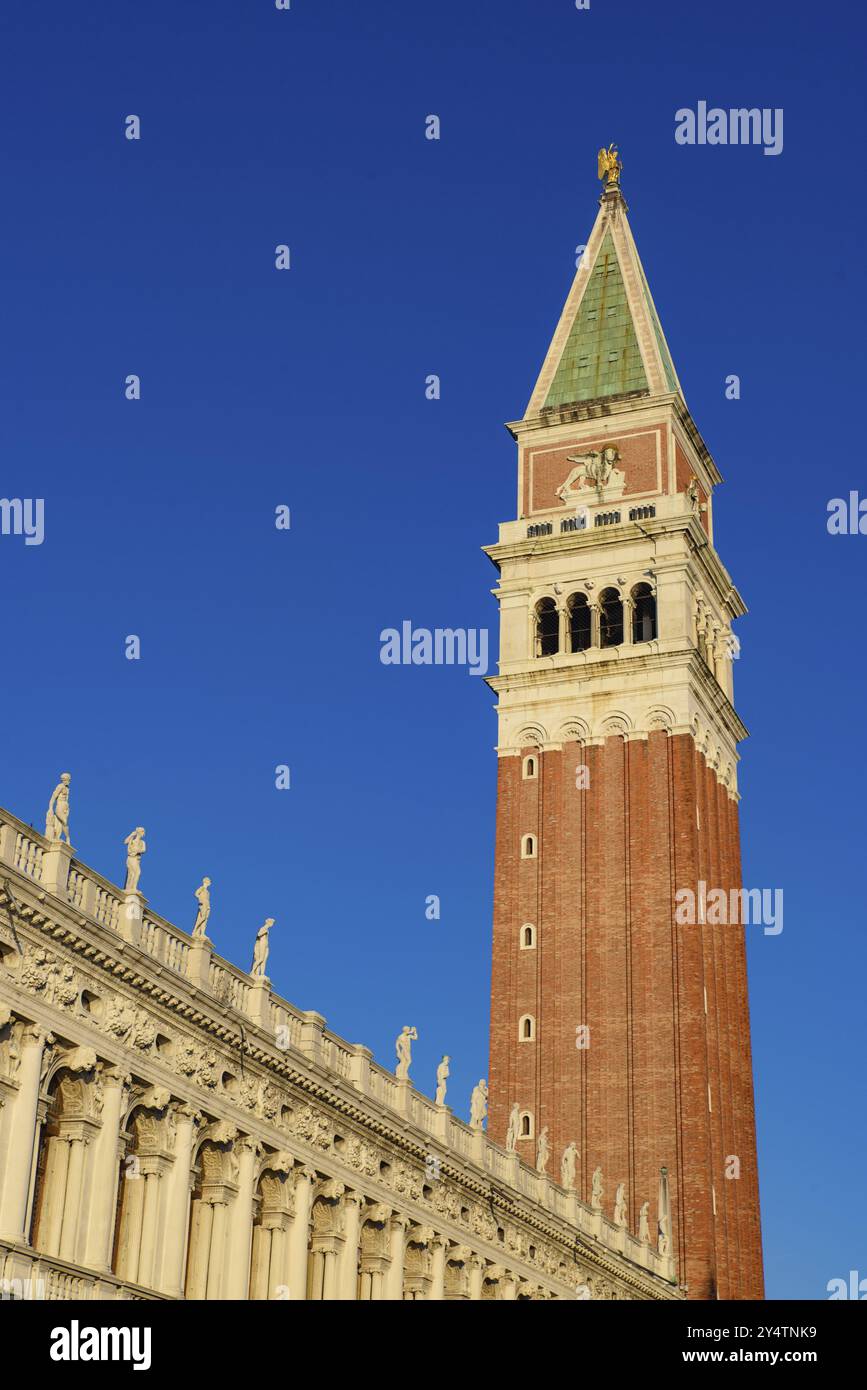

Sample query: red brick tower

[485,162,763,1299]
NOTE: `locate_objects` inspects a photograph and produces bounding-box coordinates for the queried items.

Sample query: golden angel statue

[597,144,622,186]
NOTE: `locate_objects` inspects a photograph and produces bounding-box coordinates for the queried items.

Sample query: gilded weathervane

[597,143,622,186]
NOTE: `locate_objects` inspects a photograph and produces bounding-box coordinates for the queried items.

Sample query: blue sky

[1,0,864,1300]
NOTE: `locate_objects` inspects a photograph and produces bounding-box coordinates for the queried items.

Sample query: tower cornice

[484,511,747,620]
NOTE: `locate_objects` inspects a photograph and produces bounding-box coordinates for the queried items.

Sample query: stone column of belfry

[485,155,764,1299]
[0,1022,50,1243]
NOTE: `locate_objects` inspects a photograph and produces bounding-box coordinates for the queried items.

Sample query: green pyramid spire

[544,232,648,408]
[527,185,684,417]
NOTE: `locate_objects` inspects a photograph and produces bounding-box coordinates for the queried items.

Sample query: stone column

[385,1214,409,1300]
[31,1048,101,1264]
[158,1105,199,1297]
[0,1025,49,1242]
[590,602,600,648]
[39,1135,71,1255]
[468,1253,485,1301]
[137,1159,174,1291]
[429,1234,446,1300]
[115,1156,146,1282]
[358,1205,390,1301]
[308,1179,345,1301]
[58,1133,89,1262]
[83,1066,129,1271]
[184,1200,211,1301]
[558,604,569,654]
[339,1191,363,1300]
[249,1216,270,1302]
[322,1243,340,1299]
[225,1137,259,1299]
[206,1200,230,1299]
[267,1223,289,1300]
[287,1166,315,1301]
[623,595,634,645]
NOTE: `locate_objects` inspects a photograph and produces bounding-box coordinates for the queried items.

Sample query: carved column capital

[315,1177,345,1203]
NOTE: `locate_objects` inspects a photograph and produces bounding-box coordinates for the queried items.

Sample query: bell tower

[485,153,764,1299]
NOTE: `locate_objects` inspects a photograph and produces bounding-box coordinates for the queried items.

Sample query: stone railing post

[246,975,272,1031]
[120,891,145,947]
[0,821,16,867]
[187,936,213,991]
[347,1045,372,1095]
[297,1012,325,1067]
[40,841,73,898]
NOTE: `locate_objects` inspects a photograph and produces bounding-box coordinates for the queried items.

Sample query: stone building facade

[0,804,679,1302]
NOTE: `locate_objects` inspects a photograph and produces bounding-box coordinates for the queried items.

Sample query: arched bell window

[568,593,592,652]
[534,598,559,657]
[631,583,657,642]
[599,587,624,648]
